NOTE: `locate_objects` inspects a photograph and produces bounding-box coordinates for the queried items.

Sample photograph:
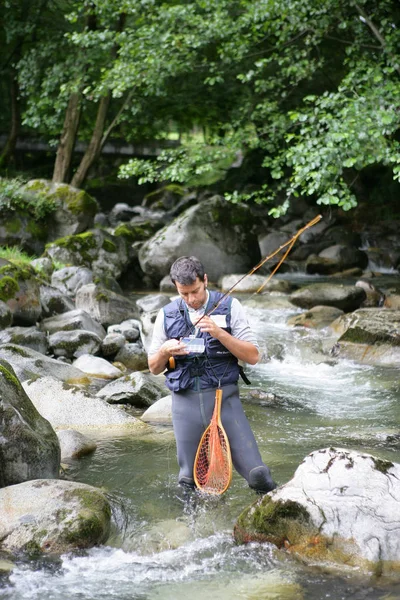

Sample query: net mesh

[193,390,232,495]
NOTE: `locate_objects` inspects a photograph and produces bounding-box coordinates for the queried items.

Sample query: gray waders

[172,383,276,492]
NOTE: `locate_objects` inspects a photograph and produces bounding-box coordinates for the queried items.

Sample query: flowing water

[2,278,400,600]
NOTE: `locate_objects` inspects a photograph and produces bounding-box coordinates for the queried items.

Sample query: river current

[1,277,400,600]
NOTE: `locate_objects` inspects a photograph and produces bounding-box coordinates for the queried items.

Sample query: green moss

[26,220,48,241]
[101,238,117,253]
[0,276,19,301]
[4,217,21,234]
[340,326,400,347]
[2,344,30,358]
[46,231,98,265]
[0,262,36,282]
[235,497,311,547]
[0,363,20,389]
[95,290,109,303]
[372,457,394,474]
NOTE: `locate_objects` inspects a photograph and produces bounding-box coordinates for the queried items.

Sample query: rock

[40,308,106,340]
[0,260,42,325]
[334,308,400,366]
[141,395,172,423]
[45,229,129,279]
[159,275,176,293]
[22,376,146,430]
[72,355,122,379]
[100,332,126,356]
[23,179,98,239]
[138,195,260,284]
[258,232,289,261]
[0,343,89,384]
[136,293,170,313]
[51,266,94,297]
[108,319,141,342]
[384,294,400,309]
[96,371,166,407]
[289,283,366,312]
[218,274,266,293]
[0,359,60,488]
[57,429,97,459]
[39,283,75,317]
[31,257,54,277]
[0,325,49,354]
[234,447,400,572]
[287,306,344,329]
[48,330,102,358]
[75,283,139,327]
[0,479,110,554]
[0,300,13,330]
[306,245,368,275]
[114,343,148,371]
[355,279,385,307]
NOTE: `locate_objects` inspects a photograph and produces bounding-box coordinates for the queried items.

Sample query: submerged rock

[0,479,110,554]
[234,447,400,573]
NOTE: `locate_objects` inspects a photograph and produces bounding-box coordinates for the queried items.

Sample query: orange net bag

[193,388,232,495]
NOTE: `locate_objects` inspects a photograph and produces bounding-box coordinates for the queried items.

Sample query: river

[1,276,400,600]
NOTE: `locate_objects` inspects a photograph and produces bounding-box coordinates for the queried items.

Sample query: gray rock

[75,283,139,328]
[306,245,368,275]
[258,231,289,261]
[40,308,106,340]
[0,300,13,330]
[31,257,54,277]
[108,319,142,342]
[22,376,146,429]
[334,308,400,366]
[101,332,126,356]
[141,395,172,423]
[136,293,170,313]
[96,371,165,407]
[23,179,98,239]
[48,330,102,358]
[57,429,97,459]
[287,306,344,330]
[45,229,129,280]
[0,479,110,554]
[0,326,49,355]
[0,359,60,488]
[114,343,148,371]
[72,355,122,379]
[0,259,42,325]
[40,283,75,317]
[290,283,366,312]
[139,195,260,284]
[51,266,94,297]
[0,344,89,384]
[235,447,400,571]
[159,275,176,293]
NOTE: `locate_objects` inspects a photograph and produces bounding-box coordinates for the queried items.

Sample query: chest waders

[164,294,276,493]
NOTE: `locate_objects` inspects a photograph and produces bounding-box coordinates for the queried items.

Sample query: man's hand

[198,315,259,365]
[148,338,189,375]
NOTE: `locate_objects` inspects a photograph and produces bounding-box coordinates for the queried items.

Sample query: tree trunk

[52,92,81,183]
[0,70,21,168]
[70,94,110,188]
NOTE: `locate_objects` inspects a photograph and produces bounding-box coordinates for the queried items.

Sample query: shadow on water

[2,301,400,599]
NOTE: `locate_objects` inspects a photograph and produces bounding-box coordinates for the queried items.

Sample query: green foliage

[0,245,35,265]
[0,178,57,220]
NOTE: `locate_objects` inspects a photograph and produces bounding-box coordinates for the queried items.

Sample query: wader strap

[238,365,251,385]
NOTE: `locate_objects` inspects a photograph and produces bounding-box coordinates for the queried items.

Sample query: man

[148,256,276,493]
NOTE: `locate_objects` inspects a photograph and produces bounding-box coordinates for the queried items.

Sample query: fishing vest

[163,290,240,392]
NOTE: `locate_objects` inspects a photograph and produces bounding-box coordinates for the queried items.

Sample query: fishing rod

[168,214,322,368]
[197,213,322,323]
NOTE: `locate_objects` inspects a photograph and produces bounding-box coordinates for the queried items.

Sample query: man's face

[175,275,208,310]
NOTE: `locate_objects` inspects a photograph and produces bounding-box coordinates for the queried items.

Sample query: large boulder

[333,308,400,366]
[22,179,98,240]
[75,283,140,327]
[0,343,90,384]
[40,308,106,340]
[234,447,400,573]
[289,283,366,312]
[22,376,147,430]
[96,371,166,406]
[0,479,110,554]
[0,359,60,488]
[138,196,260,284]
[45,229,130,279]
[0,260,42,325]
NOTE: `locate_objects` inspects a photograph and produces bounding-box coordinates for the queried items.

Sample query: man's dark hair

[170,256,205,285]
